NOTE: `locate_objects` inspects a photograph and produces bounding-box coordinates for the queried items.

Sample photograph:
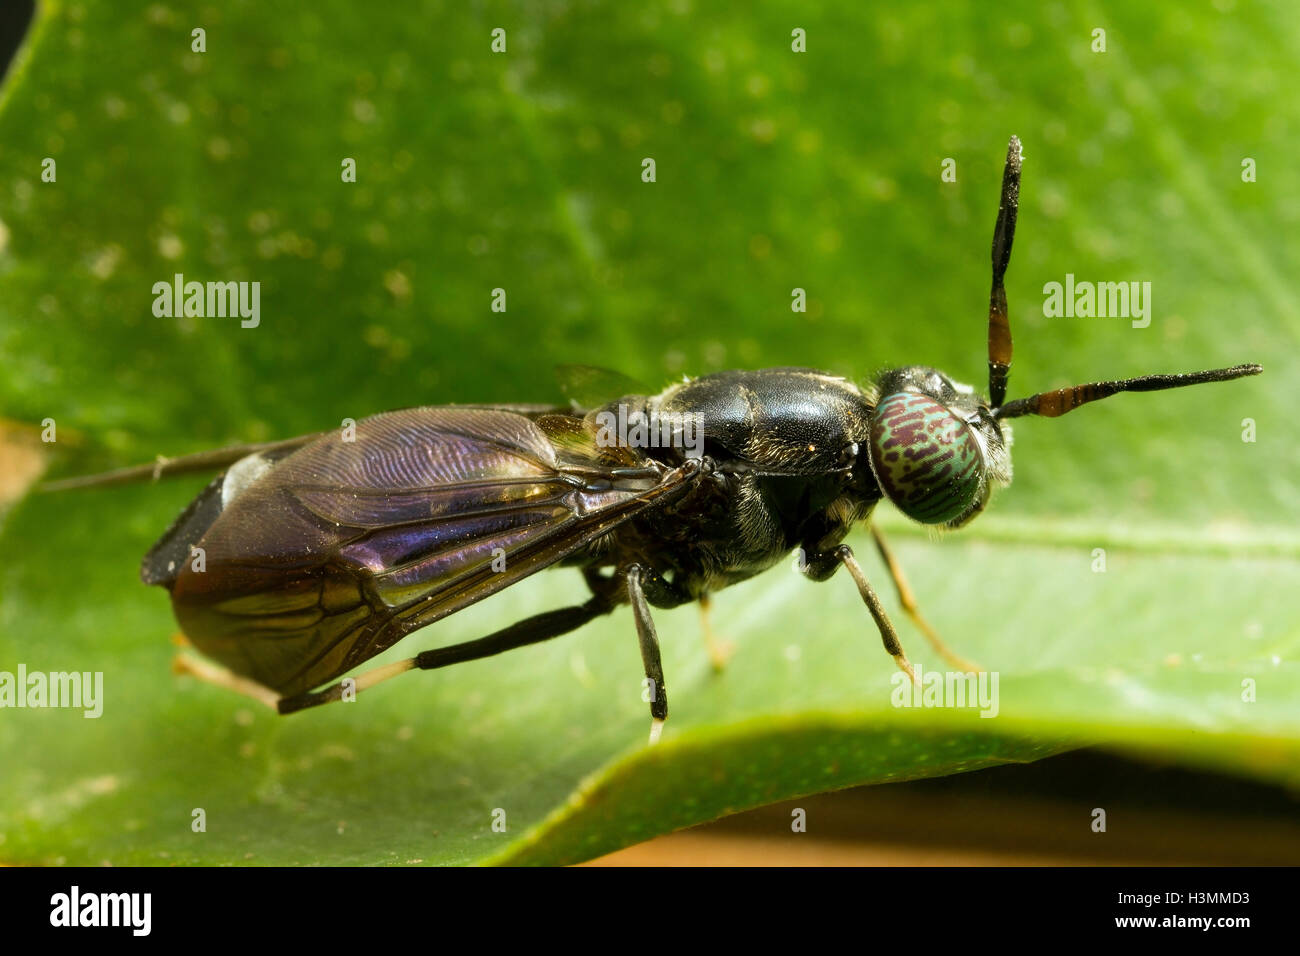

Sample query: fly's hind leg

[275,593,616,715]
[172,653,282,711]
[698,594,735,672]
[871,525,981,673]
[174,647,416,713]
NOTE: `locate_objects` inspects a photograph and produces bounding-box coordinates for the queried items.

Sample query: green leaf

[1,1,1295,866]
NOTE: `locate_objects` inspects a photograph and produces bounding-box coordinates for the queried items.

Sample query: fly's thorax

[650,368,876,476]
[866,366,1011,528]
[644,369,888,553]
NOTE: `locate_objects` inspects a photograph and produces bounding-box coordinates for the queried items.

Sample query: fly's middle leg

[623,563,692,744]
[800,543,918,685]
[697,594,735,672]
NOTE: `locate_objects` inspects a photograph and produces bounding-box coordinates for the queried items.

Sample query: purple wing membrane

[165,407,693,696]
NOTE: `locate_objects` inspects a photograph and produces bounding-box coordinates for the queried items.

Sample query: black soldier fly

[45,136,1261,743]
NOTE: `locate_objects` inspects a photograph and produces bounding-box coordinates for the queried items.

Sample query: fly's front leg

[624,564,691,744]
[801,544,917,684]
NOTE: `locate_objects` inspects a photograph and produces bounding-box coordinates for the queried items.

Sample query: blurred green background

[0,0,1295,865]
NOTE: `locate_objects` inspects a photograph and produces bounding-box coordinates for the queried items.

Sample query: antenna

[987,135,1022,409]
[994,365,1263,419]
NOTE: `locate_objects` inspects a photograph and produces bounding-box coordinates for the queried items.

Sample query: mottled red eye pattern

[868,391,982,525]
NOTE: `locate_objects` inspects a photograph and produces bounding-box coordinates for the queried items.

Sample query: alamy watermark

[890,664,999,717]
[1043,274,1151,328]
[50,886,150,935]
[0,664,103,717]
[593,404,704,458]
[152,273,260,328]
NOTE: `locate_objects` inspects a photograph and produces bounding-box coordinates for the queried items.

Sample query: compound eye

[868,391,985,525]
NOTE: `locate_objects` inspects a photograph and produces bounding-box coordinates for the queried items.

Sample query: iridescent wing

[158,406,697,696]
[554,364,651,411]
